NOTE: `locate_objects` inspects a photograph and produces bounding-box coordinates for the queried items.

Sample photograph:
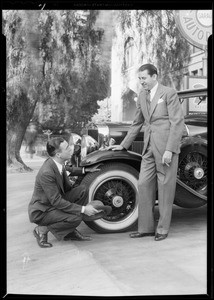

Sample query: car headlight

[68,133,82,145]
[81,135,99,159]
[68,133,82,154]
[97,124,116,148]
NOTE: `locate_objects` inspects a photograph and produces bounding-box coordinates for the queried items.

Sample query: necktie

[146,90,151,113]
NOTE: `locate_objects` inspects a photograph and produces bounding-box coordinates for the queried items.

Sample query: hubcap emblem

[194,167,204,179]
[112,196,124,207]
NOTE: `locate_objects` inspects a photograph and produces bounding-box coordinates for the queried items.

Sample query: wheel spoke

[93,178,136,221]
[178,151,207,195]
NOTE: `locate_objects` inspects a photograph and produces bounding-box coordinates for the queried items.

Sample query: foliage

[117,10,191,90]
[3,10,45,169]
[5,10,43,129]
[33,10,110,132]
[91,97,111,124]
[3,9,110,168]
[4,10,109,131]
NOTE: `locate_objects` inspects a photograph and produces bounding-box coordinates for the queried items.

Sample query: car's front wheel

[81,163,139,233]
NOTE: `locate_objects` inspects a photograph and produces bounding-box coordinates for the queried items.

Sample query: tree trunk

[7,124,32,172]
[7,90,39,171]
[6,10,43,172]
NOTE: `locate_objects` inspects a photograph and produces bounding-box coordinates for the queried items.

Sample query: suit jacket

[121,83,184,156]
[28,157,84,222]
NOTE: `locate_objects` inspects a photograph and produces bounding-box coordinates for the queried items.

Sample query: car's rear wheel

[175,144,207,208]
[81,163,139,233]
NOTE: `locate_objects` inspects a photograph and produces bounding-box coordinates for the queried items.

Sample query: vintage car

[67,88,207,233]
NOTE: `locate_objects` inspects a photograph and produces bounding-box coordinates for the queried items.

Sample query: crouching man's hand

[84,204,101,216]
[84,163,103,173]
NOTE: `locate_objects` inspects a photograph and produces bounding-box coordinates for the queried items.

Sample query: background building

[110,11,208,122]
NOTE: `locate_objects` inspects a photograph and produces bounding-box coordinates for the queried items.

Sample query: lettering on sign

[174,10,212,49]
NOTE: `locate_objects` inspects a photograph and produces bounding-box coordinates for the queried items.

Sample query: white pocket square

[157,98,164,104]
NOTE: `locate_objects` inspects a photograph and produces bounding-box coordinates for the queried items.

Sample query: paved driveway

[6,153,207,296]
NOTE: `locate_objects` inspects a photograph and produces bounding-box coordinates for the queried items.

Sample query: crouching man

[28,136,111,248]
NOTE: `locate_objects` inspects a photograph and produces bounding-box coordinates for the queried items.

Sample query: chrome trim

[184,124,190,136]
[96,124,110,148]
[80,134,99,159]
[178,88,207,99]
[68,133,82,147]
[194,168,204,180]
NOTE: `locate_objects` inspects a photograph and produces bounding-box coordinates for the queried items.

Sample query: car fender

[80,149,142,169]
[175,179,207,208]
[180,135,207,151]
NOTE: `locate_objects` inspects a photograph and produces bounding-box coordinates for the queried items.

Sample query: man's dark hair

[46,137,65,157]
[138,64,158,76]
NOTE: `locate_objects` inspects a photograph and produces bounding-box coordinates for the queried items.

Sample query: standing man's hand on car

[106,145,124,151]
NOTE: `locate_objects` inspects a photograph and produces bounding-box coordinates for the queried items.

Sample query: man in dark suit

[109,63,184,241]
[28,136,110,248]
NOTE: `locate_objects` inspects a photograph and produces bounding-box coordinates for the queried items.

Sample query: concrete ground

[6,149,207,296]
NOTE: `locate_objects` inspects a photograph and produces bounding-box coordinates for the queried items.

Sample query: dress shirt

[52,158,63,174]
[150,82,158,101]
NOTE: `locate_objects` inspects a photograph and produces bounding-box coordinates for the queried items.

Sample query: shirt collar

[150,82,158,100]
[52,158,63,174]
[151,82,158,94]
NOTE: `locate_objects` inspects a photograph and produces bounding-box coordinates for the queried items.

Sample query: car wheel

[81,163,139,233]
[175,144,207,208]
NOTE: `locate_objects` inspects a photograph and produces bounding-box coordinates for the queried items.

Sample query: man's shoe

[33,227,53,248]
[64,229,92,241]
[129,232,155,238]
[155,233,168,241]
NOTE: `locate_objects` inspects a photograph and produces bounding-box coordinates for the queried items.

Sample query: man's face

[58,140,73,161]
[138,70,157,91]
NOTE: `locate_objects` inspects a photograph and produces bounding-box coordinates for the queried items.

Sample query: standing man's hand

[106,145,124,151]
[162,150,173,166]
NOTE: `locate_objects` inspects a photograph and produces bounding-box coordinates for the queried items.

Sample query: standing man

[28,136,111,248]
[109,63,184,241]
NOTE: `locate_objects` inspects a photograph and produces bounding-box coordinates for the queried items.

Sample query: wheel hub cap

[112,196,124,207]
[194,167,204,179]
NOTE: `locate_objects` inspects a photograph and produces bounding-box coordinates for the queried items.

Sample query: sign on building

[182,76,207,114]
[174,10,212,50]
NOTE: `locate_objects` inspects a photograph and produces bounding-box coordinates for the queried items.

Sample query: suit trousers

[138,143,178,235]
[33,185,88,240]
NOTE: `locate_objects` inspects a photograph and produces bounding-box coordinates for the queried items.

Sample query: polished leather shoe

[129,232,155,238]
[155,233,168,241]
[64,229,92,241]
[33,227,53,248]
